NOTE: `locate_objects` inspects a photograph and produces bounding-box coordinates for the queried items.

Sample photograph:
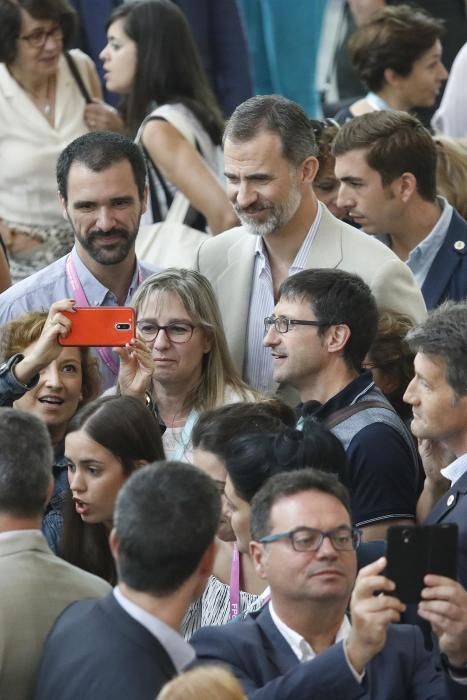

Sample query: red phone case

[58,307,135,347]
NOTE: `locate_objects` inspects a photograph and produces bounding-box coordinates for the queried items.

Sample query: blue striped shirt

[243,203,323,393]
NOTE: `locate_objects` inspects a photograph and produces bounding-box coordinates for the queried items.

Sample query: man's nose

[336,183,354,209]
[234,181,257,210]
[95,207,115,232]
[263,324,280,347]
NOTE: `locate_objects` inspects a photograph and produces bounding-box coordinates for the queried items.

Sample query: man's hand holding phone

[419,576,467,670]
[346,557,406,674]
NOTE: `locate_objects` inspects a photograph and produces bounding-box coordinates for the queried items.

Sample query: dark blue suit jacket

[172,0,252,116]
[424,470,467,590]
[192,606,462,699]
[422,209,467,309]
[34,593,177,700]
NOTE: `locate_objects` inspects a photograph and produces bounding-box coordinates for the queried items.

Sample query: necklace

[10,69,54,116]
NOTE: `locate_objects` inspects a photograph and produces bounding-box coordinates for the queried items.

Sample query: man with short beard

[196,95,426,394]
[0,131,156,389]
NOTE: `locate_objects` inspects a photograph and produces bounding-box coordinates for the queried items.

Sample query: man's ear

[109,528,120,562]
[58,192,69,222]
[325,323,351,356]
[250,540,268,580]
[45,476,54,507]
[198,540,217,579]
[302,156,320,185]
[397,172,417,203]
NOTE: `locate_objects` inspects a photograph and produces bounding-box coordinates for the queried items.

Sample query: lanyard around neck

[65,254,142,377]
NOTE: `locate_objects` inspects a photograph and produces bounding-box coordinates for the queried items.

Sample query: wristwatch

[441,653,467,678]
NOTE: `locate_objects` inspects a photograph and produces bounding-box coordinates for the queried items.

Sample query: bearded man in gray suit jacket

[197,95,426,393]
[0,409,110,700]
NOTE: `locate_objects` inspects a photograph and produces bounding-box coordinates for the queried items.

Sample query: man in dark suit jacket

[34,462,221,700]
[192,469,467,698]
[404,301,467,590]
[334,110,467,309]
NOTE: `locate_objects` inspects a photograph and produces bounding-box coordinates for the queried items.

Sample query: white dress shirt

[269,601,363,681]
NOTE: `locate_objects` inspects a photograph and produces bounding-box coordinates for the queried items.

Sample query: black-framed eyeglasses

[264,315,329,335]
[136,320,196,344]
[20,25,63,49]
[259,525,361,552]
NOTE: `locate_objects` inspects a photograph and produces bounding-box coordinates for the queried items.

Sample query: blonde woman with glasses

[113,268,257,462]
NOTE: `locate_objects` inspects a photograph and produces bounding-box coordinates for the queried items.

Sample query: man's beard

[74,226,138,265]
[235,186,302,237]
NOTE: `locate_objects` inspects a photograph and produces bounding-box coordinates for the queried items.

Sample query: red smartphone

[58,307,135,347]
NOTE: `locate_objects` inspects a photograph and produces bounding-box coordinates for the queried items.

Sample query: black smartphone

[385,524,458,604]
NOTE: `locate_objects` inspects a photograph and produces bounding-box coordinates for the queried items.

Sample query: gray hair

[406,301,467,396]
[224,95,319,165]
[0,409,53,517]
[114,461,221,594]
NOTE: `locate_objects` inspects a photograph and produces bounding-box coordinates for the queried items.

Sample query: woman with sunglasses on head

[60,395,165,583]
[97,0,237,234]
[0,0,118,283]
[113,268,256,463]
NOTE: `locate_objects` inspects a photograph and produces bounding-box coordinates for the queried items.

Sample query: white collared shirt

[441,453,467,486]
[269,601,363,681]
[243,203,323,393]
[113,587,195,672]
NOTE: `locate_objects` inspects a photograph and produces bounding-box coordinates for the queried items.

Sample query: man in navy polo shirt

[263,268,418,541]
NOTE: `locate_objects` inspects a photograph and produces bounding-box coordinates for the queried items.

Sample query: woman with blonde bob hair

[115,268,256,461]
[156,666,246,700]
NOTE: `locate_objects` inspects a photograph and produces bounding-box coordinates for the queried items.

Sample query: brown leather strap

[323,400,394,430]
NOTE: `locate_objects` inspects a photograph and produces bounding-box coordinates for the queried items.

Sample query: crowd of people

[1,1,467,699]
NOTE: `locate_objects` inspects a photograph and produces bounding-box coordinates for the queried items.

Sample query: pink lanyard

[229,544,241,619]
[65,255,142,377]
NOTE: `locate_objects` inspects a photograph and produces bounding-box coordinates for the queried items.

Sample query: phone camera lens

[402,529,411,544]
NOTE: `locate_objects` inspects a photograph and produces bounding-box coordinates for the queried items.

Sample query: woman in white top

[335,5,448,124]
[115,268,256,462]
[99,0,237,234]
[0,0,107,282]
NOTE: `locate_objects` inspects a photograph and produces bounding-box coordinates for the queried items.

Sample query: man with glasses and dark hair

[264,267,419,541]
[196,94,425,395]
[193,468,466,699]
